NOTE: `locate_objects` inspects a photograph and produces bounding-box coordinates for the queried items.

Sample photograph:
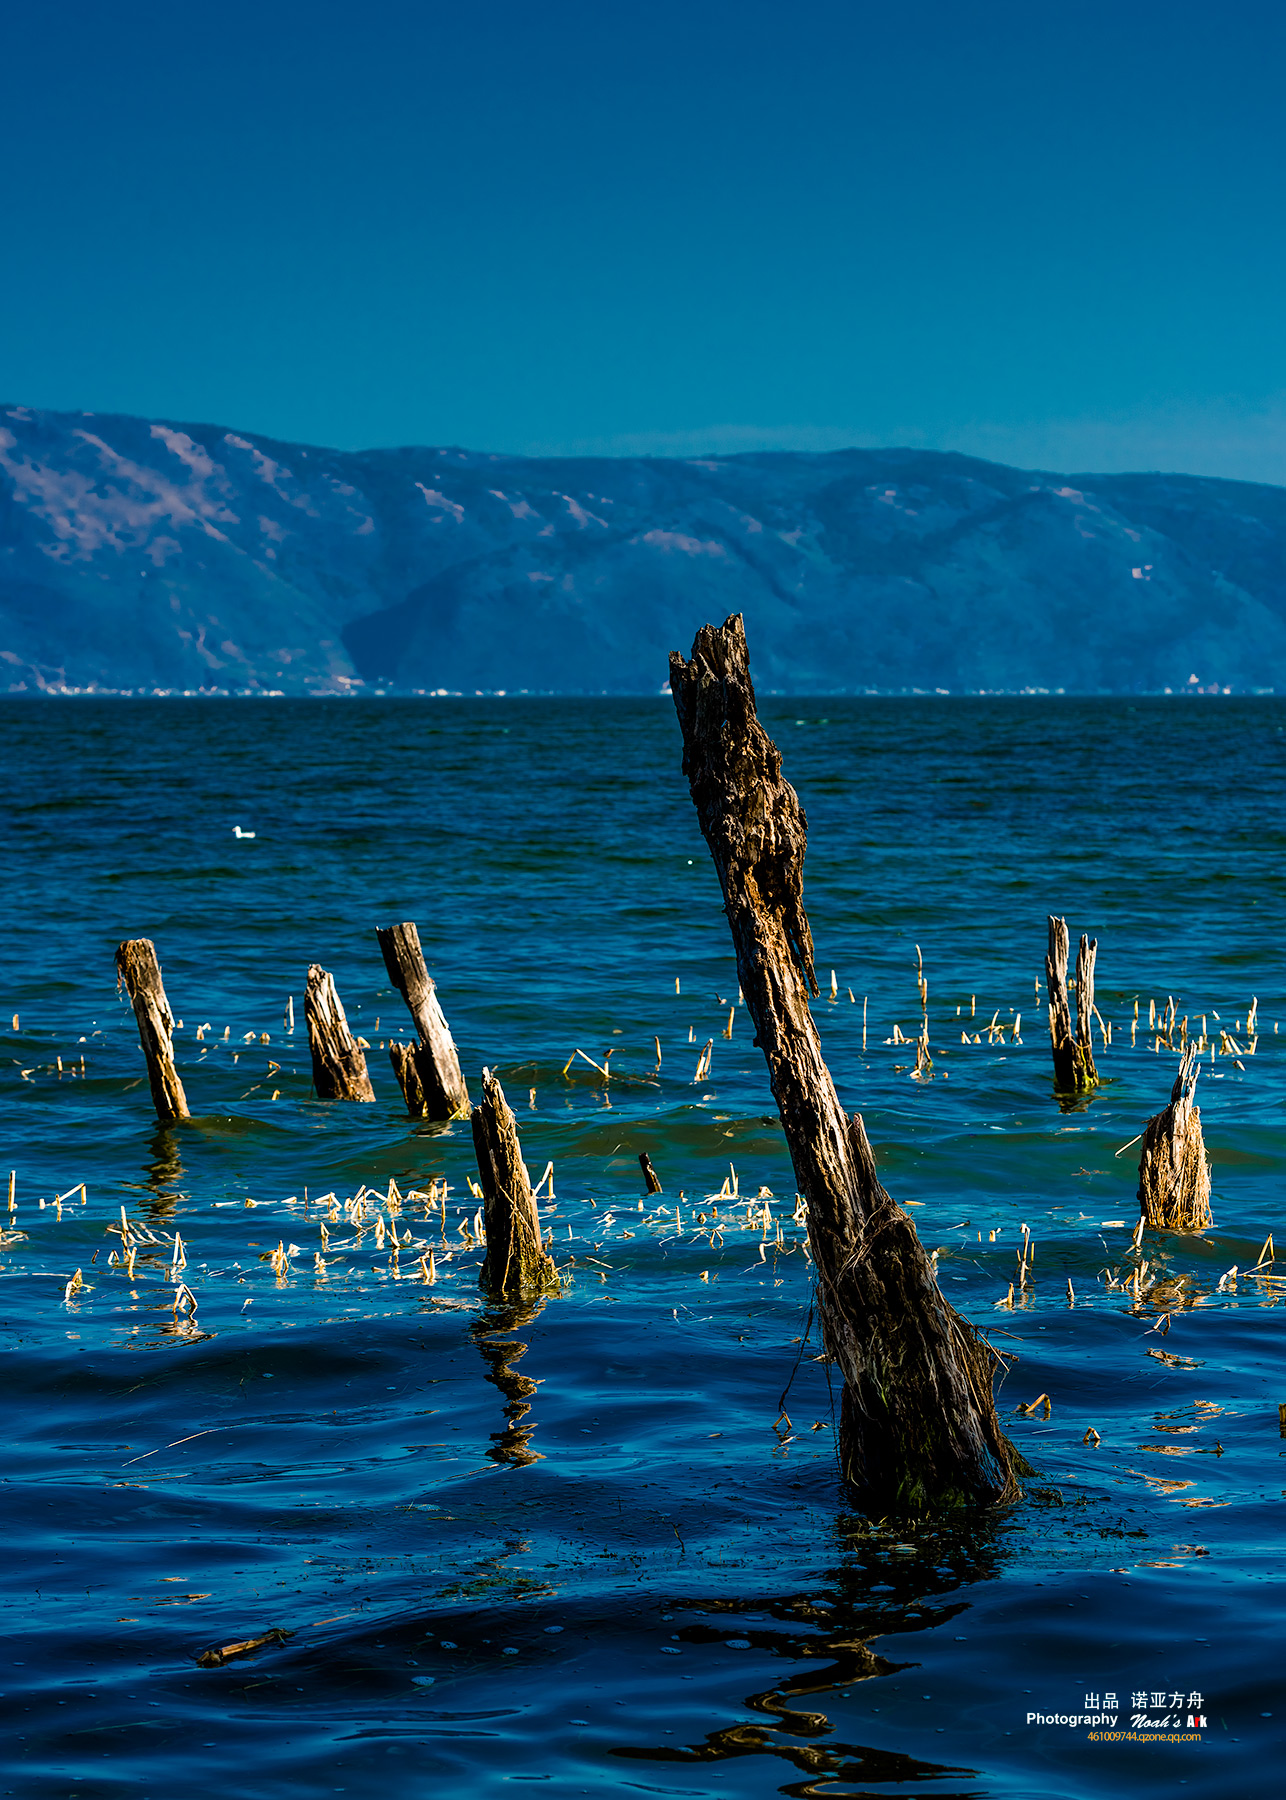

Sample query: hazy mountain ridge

[3,402,1286,694]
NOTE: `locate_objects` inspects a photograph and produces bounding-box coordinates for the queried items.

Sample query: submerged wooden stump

[115,938,190,1123]
[471,1068,558,1299]
[1045,916,1098,1092]
[376,922,470,1120]
[670,614,1023,1518]
[304,964,376,1101]
[1138,1044,1212,1229]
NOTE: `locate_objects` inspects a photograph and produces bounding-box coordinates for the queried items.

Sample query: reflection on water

[472,1300,548,1466]
[614,1518,1011,1790]
[5,695,1285,1799]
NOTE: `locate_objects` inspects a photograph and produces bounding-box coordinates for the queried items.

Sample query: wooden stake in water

[639,1151,663,1195]
[471,1067,558,1298]
[115,939,190,1123]
[376,921,470,1119]
[669,613,1023,1517]
[1044,916,1098,1092]
[304,964,376,1101]
[1137,1043,1212,1230]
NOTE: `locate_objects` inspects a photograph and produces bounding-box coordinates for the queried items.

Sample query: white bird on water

[233,826,256,839]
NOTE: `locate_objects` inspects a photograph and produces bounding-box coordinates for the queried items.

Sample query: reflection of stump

[471,1069,558,1299]
[304,964,375,1101]
[670,615,1023,1518]
[115,939,190,1123]
[1138,1045,1212,1229]
[473,1307,545,1465]
[376,922,470,1120]
[1045,916,1098,1092]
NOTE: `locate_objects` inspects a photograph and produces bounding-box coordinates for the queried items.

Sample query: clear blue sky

[3,0,1285,477]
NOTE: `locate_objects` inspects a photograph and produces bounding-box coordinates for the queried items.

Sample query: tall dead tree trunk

[304,964,376,1101]
[115,939,190,1123]
[1138,1044,1212,1229]
[670,615,1023,1518]
[376,922,470,1119]
[1045,917,1098,1091]
[471,1068,558,1299]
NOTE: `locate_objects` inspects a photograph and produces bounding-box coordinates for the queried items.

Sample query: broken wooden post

[304,964,375,1101]
[115,939,190,1123]
[471,1067,558,1298]
[1045,916,1098,1091]
[670,614,1023,1517]
[375,921,470,1119]
[639,1151,663,1195]
[1138,1043,1212,1229]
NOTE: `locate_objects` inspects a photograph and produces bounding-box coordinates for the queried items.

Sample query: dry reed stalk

[1137,1044,1212,1230]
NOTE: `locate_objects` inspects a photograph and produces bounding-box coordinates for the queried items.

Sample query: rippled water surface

[3,694,1285,1799]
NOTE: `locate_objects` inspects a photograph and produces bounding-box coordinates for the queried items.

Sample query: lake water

[2,693,1284,1798]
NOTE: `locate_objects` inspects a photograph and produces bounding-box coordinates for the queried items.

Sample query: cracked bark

[1045,916,1098,1092]
[669,614,1023,1517]
[376,921,470,1119]
[471,1068,558,1299]
[115,938,190,1123]
[304,964,376,1101]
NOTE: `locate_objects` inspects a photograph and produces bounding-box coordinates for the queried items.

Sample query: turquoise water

[2,694,1283,1798]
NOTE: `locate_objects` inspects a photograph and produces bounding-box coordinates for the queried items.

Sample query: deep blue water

[2,694,1284,1799]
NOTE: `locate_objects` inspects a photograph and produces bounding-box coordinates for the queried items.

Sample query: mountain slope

[3,403,1285,693]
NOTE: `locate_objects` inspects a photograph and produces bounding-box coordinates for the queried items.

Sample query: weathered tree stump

[1138,1044,1212,1229]
[376,921,470,1119]
[1045,916,1098,1091]
[304,964,375,1101]
[471,1068,558,1298]
[670,614,1023,1518]
[115,939,190,1123]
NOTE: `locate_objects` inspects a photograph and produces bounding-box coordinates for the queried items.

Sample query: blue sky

[3,0,1285,477]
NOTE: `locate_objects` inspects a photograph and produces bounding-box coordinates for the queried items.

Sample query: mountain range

[3,403,1286,694]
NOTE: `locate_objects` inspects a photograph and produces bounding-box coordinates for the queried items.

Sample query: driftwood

[1045,917,1098,1092]
[639,1151,663,1195]
[304,964,375,1101]
[115,939,190,1123]
[471,1068,558,1298]
[1138,1045,1212,1228]
[670,615,1022,1517]
[376,922,470,1120]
